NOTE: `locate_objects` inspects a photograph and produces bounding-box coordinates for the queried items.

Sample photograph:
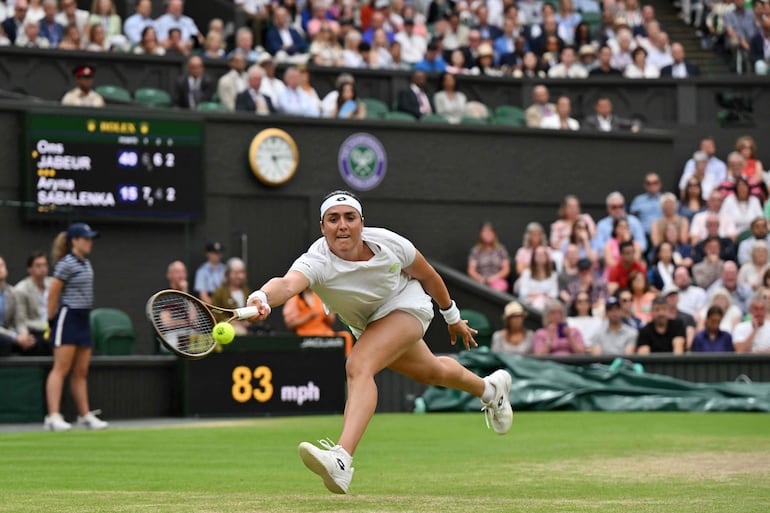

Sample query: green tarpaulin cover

[418,352,770,412]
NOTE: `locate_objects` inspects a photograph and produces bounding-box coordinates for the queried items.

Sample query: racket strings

[150,293,216,356]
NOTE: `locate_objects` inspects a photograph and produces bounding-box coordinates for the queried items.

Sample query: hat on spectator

[503,301,526,318]
[661,285,679,298]
[257,53,273,65]
[693,150,708,162]
[605,296,620,309]
[478,43,494,57]
[577,258,593,271]
[67,222,99,239]
[206,241,224,253]
[578,44,596,56]
[73,65,95,78]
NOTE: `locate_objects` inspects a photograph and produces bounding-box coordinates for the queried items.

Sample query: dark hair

[27,250,47,268]
[322,189,359,203]
[706,305,724,318]
[335,81,357,112]
[437,71,455,91]
[612,216,629,237]
[654,241,674,264]
[568,291,593,317]
[632,46,647,59]
[140,25,155,40]
[619,240,635,252]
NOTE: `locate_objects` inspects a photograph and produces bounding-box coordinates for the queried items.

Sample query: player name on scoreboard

[24,112,204,222]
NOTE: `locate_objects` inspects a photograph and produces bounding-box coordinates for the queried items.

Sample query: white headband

[320,194,363,219]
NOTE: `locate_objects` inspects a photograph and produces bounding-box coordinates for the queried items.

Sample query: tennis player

[247,191,513,494]
[44,223,108,432]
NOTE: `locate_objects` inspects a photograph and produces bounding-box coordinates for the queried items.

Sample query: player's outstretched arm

[247,270,309,320]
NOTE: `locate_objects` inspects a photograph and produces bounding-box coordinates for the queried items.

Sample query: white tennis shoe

[77,410,109,430]
[298,439,354,494]
[481,369,513,434]
[44,413,72,432]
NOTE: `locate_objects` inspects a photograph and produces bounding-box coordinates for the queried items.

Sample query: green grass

[1,412,769,512]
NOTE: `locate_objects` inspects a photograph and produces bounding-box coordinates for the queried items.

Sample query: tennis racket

[145,289,259,359]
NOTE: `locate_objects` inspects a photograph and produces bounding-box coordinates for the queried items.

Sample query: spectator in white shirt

[541,95,580,130]
[394,17,426,65]
[155,0,201,49]
[276,67,320,117]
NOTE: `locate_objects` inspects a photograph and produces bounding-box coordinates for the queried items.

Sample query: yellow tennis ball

[212,322,235,344]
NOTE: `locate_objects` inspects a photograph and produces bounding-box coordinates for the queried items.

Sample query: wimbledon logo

[337,133,387,191]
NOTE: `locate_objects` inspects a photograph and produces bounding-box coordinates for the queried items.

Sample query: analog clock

[248,128,299,186]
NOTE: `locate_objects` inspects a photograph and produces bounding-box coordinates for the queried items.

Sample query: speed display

[24,112,204,222]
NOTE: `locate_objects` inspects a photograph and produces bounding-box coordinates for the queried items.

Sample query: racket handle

[235,306,259,320]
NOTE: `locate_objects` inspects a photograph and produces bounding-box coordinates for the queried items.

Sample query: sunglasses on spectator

[645,180,660,185]
[609,203,624,209]
[620,298,632,303]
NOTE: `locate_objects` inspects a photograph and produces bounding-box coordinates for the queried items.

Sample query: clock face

[249,129,298,186]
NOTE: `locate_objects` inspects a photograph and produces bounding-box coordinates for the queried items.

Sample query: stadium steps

[646,0,733,75]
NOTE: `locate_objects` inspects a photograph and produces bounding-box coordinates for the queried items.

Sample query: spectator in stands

[342,30,366,68]
[737,217,770,265]
[255,53,286,106]
[37,0,63,47]
[123,0,154,46]
[16,18,49,47]
[678,177,705,223]
[524,84,556,128]
[174,55,214,109]
[603,216,643,272]
[594,191,648,255]
[635,296,685,354]
[476,42,503,76]
[690,191,737,246]
[334,81,365,119]
[563,218,598,265]
[692,235,727,289]
[558,245,581,303]
[276,66,320,117]
[305,1,339,40]
[45,223,108,431]
[132,25,163,55]
[672,265,707,319]
[735,135,765,180]
[210,257,253,335]
[194,241,225,304]
[266,6,307,58]
[235,65,275,114]
[396,70,433,119]
[433,72,466,124]
[566,257,608,310]
[609,28,635,71]
[12,251,53,355]
[395,16,427,66]
[590,45,622,76]
[200,30,225,59]
[0,256,37,356]
[234,0,269,49]
[414,39,447,72]
[540,95,580,130]
[156,0,201,50]
[630,172,663,239]
[283,286,353,355]
[582,97,638,132]
[624,46,660,78]
[533,299,586,355]
[618,288,643,329]
[720,177,764,234]
[589,296,637,355]
[577,44,597,72]
[218,50,248,111]
[61,64,104,107]
[530,11,563,56]
[467,221,511,293]
[472,4,502,42]
[550,195,596,252]
[660,220,694,268]
[644,30,673,71]
[608,240,647,295]
[738,240,769,290]
[547,45,588,78]
[725,0,758,73]
[750,15,770,75]
[320,72,353,118]
[368,27,395,69]
[518,246,559,311]
[628,271,656,325]
[708,260,753,313]
[719,151,766,201]
[88,0,121,43]
[230,26,260,63]
[649,241,677,291]
[2,0,27,44]
[660,42,700,77]
[650,193,689,249]
[57,23,82,49]
[84,22,107,51]
[661,284,697,347]
[490,301,533,355]
[515,222,551,276]
[166,260,188,292]
[732,291,770,352]
[310,22,343,66]
[26,0,45,24]
[699,286,744,333]
[680,138,727,200]
[567,290,602,344]
[692,306,734,352]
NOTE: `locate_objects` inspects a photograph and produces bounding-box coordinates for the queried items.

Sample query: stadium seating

[382,111,416,122]
[133,87,173,108]
[459,309,493,347]
[421,113,450,123]
[361,98,390,119]
[460,116,488,125]
[95,84,132,103]
[197,101,229,112]
[90,308,137,355]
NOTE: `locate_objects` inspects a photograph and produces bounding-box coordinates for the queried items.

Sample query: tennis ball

[212,322,235,344]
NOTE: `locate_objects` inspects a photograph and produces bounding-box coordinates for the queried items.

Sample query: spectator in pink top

[533,299,586,355]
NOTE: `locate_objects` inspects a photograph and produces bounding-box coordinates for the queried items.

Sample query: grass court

[1,411,769,513]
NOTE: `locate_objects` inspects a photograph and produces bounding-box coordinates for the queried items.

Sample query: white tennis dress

[289,227,435,338]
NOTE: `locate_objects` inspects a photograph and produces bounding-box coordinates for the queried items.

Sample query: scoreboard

[23,112,204,222]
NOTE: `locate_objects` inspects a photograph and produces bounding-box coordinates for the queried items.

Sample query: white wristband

[247,290,268,306]
[440,300,462,325]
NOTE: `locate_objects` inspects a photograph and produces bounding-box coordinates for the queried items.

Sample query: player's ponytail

[51,231,70,263]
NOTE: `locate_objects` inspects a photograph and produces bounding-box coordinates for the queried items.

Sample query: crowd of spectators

[475,135,770,355]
